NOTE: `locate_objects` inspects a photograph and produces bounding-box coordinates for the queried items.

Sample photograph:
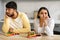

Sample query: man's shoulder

[18,12,27,18]
[18,12,26,16]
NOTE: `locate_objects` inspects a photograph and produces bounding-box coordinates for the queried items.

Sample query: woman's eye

[45,12,47,14]
[41,13,43,14]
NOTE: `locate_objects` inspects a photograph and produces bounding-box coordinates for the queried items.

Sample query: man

[2,1,31,34]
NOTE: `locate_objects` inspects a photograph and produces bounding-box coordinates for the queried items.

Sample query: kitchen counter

[0,31,60,40]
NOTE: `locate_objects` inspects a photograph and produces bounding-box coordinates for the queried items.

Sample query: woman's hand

[44,20,48,27]
[39,16,49,27]
[44,16,49,27]
[40,20,44,27]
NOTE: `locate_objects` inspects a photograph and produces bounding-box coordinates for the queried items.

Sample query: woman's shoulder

[48,18,54,20]
[48,18,54,22]
[34,18,39,23]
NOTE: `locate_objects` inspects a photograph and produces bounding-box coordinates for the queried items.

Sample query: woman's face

[39,9,48,19]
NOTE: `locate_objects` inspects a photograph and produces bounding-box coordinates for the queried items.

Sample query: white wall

[0,0,4,20]
[2,1,60,23]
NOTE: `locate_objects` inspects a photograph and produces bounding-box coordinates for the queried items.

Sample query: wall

[0,0,4,20]
[1,0,60,24]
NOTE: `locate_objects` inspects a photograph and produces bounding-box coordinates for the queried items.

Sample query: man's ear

[14,9,17,11]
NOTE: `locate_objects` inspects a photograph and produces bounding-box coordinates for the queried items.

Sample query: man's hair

[6,1,17,10]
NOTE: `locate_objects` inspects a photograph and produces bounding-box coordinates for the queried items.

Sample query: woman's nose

[43,14,45,17]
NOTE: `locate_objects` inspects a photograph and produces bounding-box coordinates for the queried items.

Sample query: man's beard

[6,13,14,17]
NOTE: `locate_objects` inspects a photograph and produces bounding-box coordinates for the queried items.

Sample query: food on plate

[27,31,36,38]
[5,32,19,36]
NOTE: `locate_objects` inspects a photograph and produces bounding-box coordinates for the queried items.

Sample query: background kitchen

[0,0,60,34]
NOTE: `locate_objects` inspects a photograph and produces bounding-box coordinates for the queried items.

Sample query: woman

[34,7,54,36]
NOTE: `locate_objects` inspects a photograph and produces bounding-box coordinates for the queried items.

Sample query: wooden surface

[0,32,60,40]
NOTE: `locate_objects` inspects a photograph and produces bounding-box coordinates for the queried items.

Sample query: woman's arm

[44,19,54,36]
[34,19,44,34]
[34,19,38,33]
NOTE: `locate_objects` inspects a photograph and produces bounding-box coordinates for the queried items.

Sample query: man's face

[6,8,14,17]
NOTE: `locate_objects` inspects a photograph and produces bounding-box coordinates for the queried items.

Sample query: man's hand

[8,28,14,33]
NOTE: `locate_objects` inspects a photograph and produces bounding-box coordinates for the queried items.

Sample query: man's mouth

[6,13,14,17]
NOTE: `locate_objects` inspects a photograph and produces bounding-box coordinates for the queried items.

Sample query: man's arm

[2,15,10,33]
[19,13,31,33]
